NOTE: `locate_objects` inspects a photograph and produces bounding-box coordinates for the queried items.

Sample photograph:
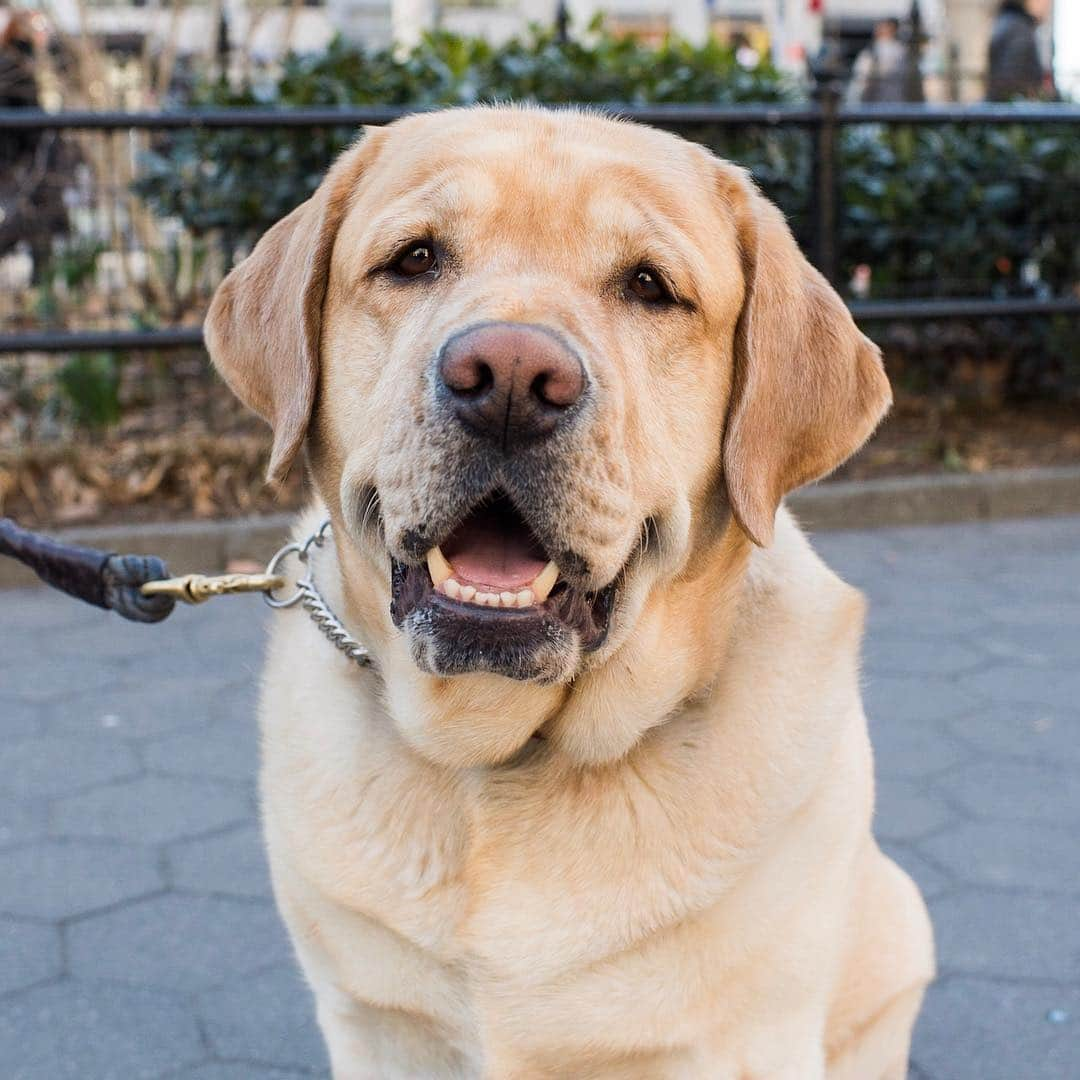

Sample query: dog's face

[316,110,754,684]
[208,107,889,712]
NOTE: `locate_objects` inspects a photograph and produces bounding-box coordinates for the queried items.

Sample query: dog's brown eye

[629,266,671,305]
[394,244,437,278]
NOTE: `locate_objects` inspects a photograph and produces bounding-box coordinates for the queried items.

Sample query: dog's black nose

[437,322,587,448]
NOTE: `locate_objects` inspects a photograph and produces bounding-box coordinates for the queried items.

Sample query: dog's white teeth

[430,559,556,609]
[426,546,452,587]
[530,561,560,603]
[434,582,539,608]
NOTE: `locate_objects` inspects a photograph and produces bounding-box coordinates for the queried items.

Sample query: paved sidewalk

[1,516,1078,1079]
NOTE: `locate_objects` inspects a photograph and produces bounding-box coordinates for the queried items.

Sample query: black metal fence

[2,96,1079,359]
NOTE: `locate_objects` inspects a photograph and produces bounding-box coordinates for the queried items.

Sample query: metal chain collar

[262,519,373,667]
[139,518,371,668]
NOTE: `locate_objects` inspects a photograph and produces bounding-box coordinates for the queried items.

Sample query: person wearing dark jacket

[986,0,1049,101]
[0,9,76,276]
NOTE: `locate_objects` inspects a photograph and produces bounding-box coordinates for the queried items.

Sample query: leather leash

[0,516,176,623]
[0,516,371,665]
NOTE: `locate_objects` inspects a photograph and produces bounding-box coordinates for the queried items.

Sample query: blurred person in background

[730,31,761,70]
[987,0,1054,100]
[0,7,40,133]
[849,18,908,104]
[0,8,73,280]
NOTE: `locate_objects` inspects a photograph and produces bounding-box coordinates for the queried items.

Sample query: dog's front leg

[271,874,474,1079]
[314,988,383,1080]
[312,982,472,1080]
[693,1016,828,1080]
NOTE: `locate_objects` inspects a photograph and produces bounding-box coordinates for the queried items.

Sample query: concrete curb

[3,466,1080,590]
[788,465,1080,532]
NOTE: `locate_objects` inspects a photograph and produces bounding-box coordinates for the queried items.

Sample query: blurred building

[38,0,1056,102]
[556,0,1056,100]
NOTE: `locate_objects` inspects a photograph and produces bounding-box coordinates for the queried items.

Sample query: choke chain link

[264,520,372,668]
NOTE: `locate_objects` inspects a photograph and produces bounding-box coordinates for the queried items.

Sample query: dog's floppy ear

[205,129,383,484]
[718,166,891,546]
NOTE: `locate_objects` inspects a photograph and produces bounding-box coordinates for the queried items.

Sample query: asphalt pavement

[1,514,1078,1079]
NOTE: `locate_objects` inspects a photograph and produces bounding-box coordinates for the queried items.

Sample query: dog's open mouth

[389,492,615,664]
[430,494,557,610]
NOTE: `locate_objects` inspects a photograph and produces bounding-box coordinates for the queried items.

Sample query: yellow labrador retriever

[206,106,934,1079]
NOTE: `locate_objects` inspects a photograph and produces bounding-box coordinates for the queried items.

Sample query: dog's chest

[280,730,760,981]
[266,742,472,963]
[265,672,868,1073]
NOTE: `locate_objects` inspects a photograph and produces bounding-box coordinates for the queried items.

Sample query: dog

[205,105,935,1078]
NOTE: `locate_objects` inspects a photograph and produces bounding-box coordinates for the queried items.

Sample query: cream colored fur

[207,106,935,1078]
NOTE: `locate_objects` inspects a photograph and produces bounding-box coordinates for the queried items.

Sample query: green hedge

[133,26,1079,396]
[134,28,798,248]
[840,122,1079,301]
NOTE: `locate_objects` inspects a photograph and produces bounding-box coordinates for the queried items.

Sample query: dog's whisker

[359,489,381,539]
[637,520,651,561]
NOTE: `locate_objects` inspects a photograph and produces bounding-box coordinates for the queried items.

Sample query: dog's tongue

[443,501,548,589]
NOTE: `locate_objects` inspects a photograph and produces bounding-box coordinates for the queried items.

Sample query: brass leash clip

[141,571,286,604]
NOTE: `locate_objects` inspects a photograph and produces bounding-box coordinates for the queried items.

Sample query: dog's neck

[541,521,753,764]
[332,515,754,770]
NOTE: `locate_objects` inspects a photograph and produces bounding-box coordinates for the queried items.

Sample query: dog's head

[207,107,888,759]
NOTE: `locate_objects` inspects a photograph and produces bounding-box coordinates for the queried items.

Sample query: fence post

[810,64,842,287]
[555,2,570,43]
[902,0,927,104]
